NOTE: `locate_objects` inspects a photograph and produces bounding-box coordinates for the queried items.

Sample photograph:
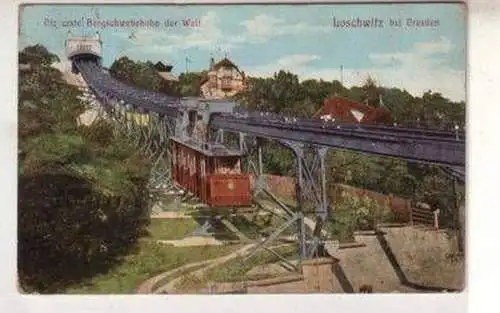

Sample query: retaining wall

[252,175,411,222]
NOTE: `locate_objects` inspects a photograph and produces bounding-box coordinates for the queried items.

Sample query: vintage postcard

[17,1,466,295]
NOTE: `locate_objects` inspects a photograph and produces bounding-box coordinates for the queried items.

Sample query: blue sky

[19,3,466,101]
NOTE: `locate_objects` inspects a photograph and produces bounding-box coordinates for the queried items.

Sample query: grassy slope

[174,244,298,291]
[146,218,200,240]
[64,240,240,294]
[64,217,240,294]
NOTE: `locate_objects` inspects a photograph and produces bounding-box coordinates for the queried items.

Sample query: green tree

[177,71,206,97]
[109,56,180,95]
[109,56,208,97]
[19,44,60,66]
[378,88,416,125]
[361,76,380,107]
[18,45,152,293]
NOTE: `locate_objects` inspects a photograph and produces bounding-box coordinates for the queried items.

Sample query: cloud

[113,12,328,57]
[307,66,465,102]
[164,12,226,51]
[249,54,320,78]
[108,13,465,102]
[277,54,320,68]
[414,36,454,55]
[235,14,329,43]
[238,14,284,41]
[369,37,455,69]
[246,37,465,102]
[113,11,228,57]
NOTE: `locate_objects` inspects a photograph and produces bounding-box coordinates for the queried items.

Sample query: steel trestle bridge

[67,36,465,270]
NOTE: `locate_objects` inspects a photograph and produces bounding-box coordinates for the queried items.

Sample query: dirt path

[155,244,256,293]
[136,243,256,294]
[156,236,223,247]
[151,211,192,219]
[136,259,215,294]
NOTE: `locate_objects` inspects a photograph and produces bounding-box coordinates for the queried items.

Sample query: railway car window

[215,157,241,175]
[187,110,197,136]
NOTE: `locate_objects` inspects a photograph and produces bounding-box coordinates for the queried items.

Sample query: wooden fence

[251,175,419,224]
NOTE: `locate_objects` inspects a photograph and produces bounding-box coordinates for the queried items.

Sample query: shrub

[18,45,153,293]
[327,193,393,242]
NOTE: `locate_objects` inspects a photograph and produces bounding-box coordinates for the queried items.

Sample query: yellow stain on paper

[125,112,150,126]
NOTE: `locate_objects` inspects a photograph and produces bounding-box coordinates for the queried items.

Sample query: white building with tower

[200,57,248,99]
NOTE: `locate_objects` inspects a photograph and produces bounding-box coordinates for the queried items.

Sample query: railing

[72,58,465,168]
[410,203,439,229]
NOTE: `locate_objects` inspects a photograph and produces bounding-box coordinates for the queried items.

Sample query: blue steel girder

[73,59,180,118]
[222,130,329,262]
[244,212,302,261]
[442,166,466,184]
[75,59,465,168]
[210,116,465,167]
[225,133,305,268]
[235,134,266,196]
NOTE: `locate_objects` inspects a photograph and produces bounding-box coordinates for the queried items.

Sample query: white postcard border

[2,1,498,313]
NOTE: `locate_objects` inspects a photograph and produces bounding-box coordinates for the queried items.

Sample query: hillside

[18,45,153,293]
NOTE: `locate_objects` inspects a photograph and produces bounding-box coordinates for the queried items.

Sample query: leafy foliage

[327,194,393,242]
[19,44,60,66]
[177,72,207,97]
[109,56,206,97]
[239,73,464,230]
[18,46,152,293]
[109,57,167,93]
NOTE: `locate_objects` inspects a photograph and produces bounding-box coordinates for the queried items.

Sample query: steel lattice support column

[281,141,330,260]
[244,138,330,272]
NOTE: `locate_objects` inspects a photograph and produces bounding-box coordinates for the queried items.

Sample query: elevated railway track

[65,35,466,270]
[73,57,465,167]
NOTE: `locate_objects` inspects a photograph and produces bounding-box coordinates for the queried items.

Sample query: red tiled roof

[314,96,392,124]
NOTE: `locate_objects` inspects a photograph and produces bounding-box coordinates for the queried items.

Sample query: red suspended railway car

[170,137,252,207]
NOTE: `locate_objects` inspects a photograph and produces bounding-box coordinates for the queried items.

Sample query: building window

[221,77,232,90]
